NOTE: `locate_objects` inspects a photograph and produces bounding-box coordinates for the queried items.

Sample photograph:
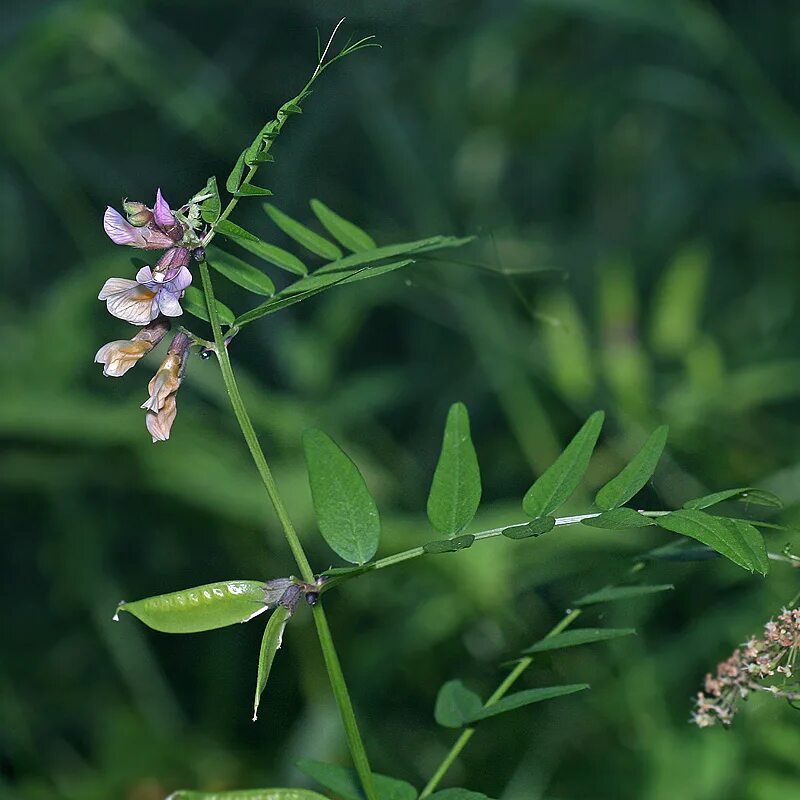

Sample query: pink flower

[103,189,188,250]
[98,264,192,325]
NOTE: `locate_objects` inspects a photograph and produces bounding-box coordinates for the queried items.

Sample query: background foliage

[2,1,800,798]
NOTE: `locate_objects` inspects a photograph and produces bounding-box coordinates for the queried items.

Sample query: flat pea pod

[116,580,268,633]
[168,790,330,800]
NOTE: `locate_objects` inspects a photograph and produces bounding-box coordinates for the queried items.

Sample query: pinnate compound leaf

[428,792,495,800]
[168,789,329,799]
[310,198,376,252]
[252,606,291,721]
[656,510,769,574]
[581,509,654,529]
[523,411,605,518]
[523,628,635,654]
[303,429,380,564]
[200,176,221,224]
[595,425,668,509]
[434,680,483,728]
[116,580,267,634]
[215,220,307,276]
[682,487,783,511]
[182,286,235,326]
[422,535,475,554]
[573,584,674,607]
[296,760,417,800]
[265,203,343,260]
[467,684,589,723]
[427,403,482,535]
[208,250,275,297]
[501,517,556,539]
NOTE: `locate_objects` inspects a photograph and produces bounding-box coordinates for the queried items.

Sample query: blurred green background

[3,1,800,798]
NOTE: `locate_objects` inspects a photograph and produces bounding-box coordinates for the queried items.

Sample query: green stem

[418,608,583,798]
[198,261,378,800]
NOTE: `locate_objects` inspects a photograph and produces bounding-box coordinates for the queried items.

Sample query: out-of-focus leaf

[310,198,376,252]
[297,760,417,800]
[523,628,635,654]
[265,203,343,260]
[428,791,495,800]
[573,584,674,607]
[116,580,267,634]
[682,487,783,510]
[200,176,220,224]
[182,286,235,325]
[422,534,475,554]
[501,517,556,539]
[427,403,481,535]
[656,510,769,574]
[168,790,329,799]
[595,425,668,509]
[302,429,380,564]
[641,540,720,562]
[467,684,589,722]
[581,509,655,529]
[523,411,604,518]
[208,250,275,296]
[434,680,483,728]
[252,606,291,721]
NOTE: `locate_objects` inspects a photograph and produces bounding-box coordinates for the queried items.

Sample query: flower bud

[141,331,191,442]
[154,246,191,278]
[123,199,153,227]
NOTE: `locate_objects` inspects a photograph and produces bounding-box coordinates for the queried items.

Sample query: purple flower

[98,264,192,325]
[103,189,187,250]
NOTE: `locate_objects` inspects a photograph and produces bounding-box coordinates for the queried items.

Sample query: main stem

[198,262,378,800]
[419,608,583,798]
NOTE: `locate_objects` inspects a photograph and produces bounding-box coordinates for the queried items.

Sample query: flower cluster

[691,606,800,727]
[95,189,209,441]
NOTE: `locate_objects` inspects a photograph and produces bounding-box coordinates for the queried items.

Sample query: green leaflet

[573,584,674,607]
[200,176,221,224]
[297,760,417,800]
[303,429,381,564]
[523,628,635,654]
[215,220,307,276]
[167,790,329,800]
[427,403,482,536]
[225,149,247,193]
[523,411,605,518]
[656,510,769,574]
[282,259,414,294]
[434,680,483,728]
[253,606,292,721]
[422,534,475,554]
[182,286,235,326]
[235,184,273,197]
[501,517,556,539]
[208,250,276,296]
[682,487,783,510]
[467,684,589,723]
[581,508,654,529]
[215,219,260,241]
[264,203,343,260]
[595,425,668,509]
[116,580,267,634]
[310,198,376,252]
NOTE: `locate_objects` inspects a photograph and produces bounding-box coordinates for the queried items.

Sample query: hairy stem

[198,261,378,800]
[419,608,583,798]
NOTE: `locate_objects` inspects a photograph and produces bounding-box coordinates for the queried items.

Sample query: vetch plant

[96,22,800,800]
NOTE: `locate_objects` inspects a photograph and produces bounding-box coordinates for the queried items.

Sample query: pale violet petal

[98,277,138,300]
[166,266,192,293]
[106,285,157,325]
[156,290,183,317]
[135,265,155,284]
[104,206,147,247]
[154,189,175,229]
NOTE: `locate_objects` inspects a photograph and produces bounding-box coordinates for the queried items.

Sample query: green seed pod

[167,789,329,800]
[115,580,269,634]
